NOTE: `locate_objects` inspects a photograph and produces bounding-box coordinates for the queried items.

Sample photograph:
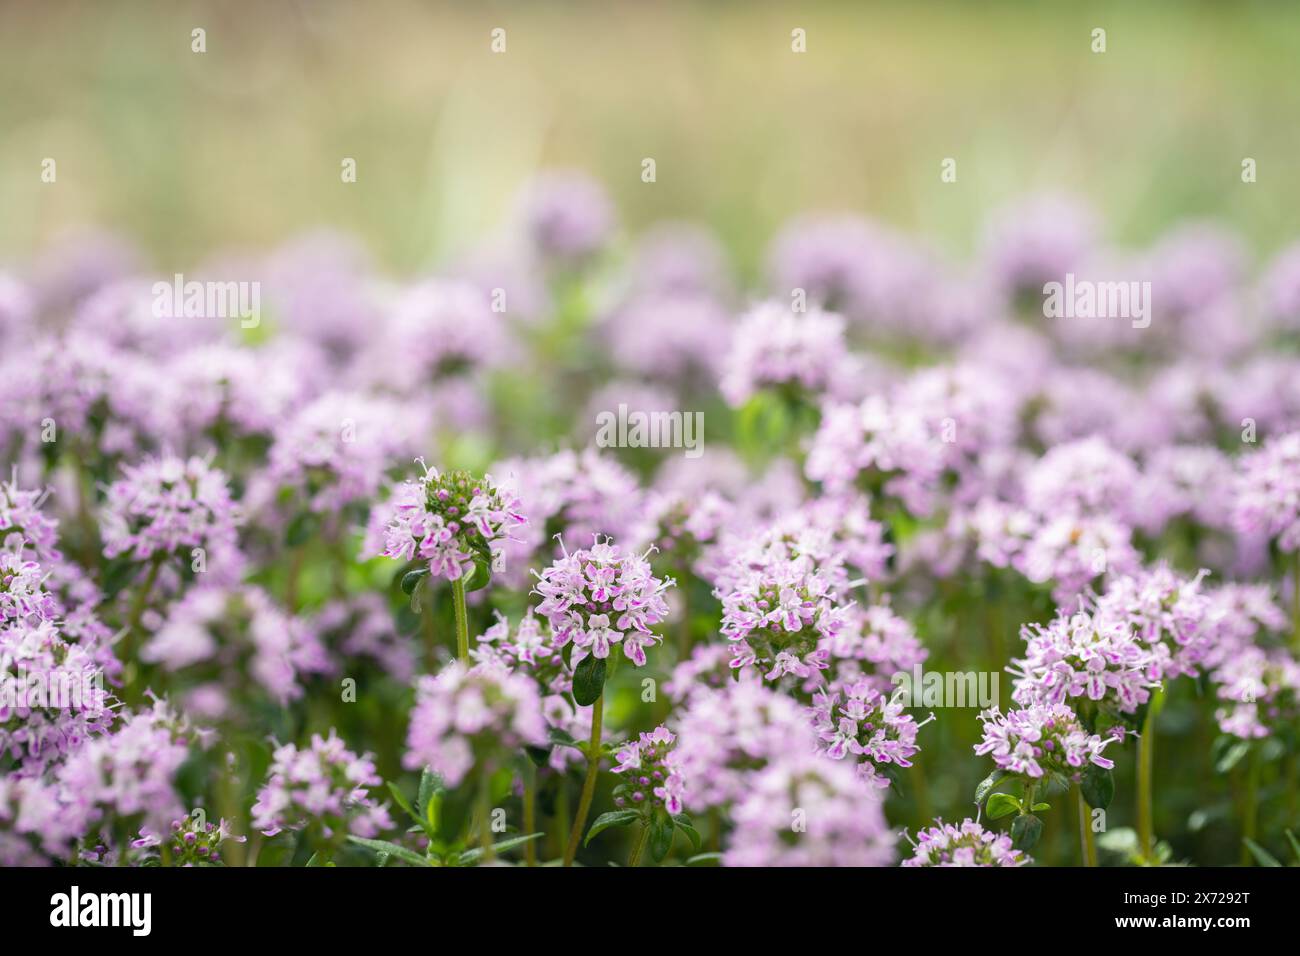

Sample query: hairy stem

[1137,686,1165,863]
[452,577,469,660]
[478,764,495,864]
[523,762,538,868]
[1241,745,1260,865]
[1076,787,1097,867]
[562,692,604,867]
[627,822,649,868]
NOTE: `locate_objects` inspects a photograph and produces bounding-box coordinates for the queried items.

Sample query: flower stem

[523,762,538,868]
[1292,551,1300,653]
[1137,686,1164,863]
[562,691,604,867]
[452,577,469,660]
[627,822,649,868]
[1240,745,1260,865]
[121,557,163,701]
[478,764,495,864]
[1076,787,1097,867]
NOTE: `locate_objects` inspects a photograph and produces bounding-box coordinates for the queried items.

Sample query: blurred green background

[2,0,1299,278]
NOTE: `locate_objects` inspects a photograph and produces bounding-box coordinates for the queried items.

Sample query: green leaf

[465,554,493,593]
[648,811,675,863]
[986,793,1021,820]
[1286,829,1300,863]
[974,769,1006,805]
[1010,814,1043,852]
[1031,802,1051,812]
[1080,765,1115,810]
[673,815,702,853]
[346,836,433,867]
[460,832,545,862]
[1242,838,1283,867]
[572,655,607,707]
[584,810,640,845]
[685,852,722,866]
[547,728,583,750]
[401,568,428,595]
[1215,739,1252,774]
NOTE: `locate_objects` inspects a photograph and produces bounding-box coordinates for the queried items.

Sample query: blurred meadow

[2,0,1300,277]
[2,1,1299,871]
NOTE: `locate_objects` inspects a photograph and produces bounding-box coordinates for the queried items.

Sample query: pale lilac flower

[403,660,547,786]
[56,698,203,841]
[805,395,946,515]
[1094,566,1215,681]
[672,679,819,810]
[0,619,115,774]
[903,818,1028,867]
[1018,512,1140,605]
[975,703,1120,781]
[1234,430,1300,553]
[723,750,894,867]
[1211,646,1300,739]
[532,536,673,666]
[612,725,686,815]
[1010,609,1158,713]
[471,608,571,696]
[382,463,526,583]
[257,391,420,515]
[519,171,614,263]
[100,454,240,563]
[720,302,849,407]
[717,554,850,681]
[812,677,925,788]
[251,729,393,839]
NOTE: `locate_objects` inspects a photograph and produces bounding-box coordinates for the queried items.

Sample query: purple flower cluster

[382,463,525,583]
[975,704,1120,781]
[251,729,393,840]
[903,818,1028,867]
[532,536,673,666]
[100,454,240,563]
[612,725,685,815]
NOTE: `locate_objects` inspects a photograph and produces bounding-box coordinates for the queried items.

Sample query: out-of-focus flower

[723,750,894,867]
[720,302,849,407]
[519,171,615,263]
[250,729,393,840]
[403,660,547,786]
[672,679,818,810]
[1235,430,1300,553]
[100,454,240,563]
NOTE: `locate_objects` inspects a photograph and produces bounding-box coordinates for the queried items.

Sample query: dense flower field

[2,177,1299,868]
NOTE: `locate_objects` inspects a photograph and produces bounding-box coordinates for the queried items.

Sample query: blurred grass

[1,0,1298,276]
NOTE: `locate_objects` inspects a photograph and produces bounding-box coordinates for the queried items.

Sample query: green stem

[478,765,495,864]
[1241,745,1260,865]
[121,557,163,700]
[1137,686,1164,863]
[452,577,469,660]
[562,692,604,867]
[523,762,538,868]
[627,822,649,868]
[1076,787,1097,867]
[1292,551,1300,653]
